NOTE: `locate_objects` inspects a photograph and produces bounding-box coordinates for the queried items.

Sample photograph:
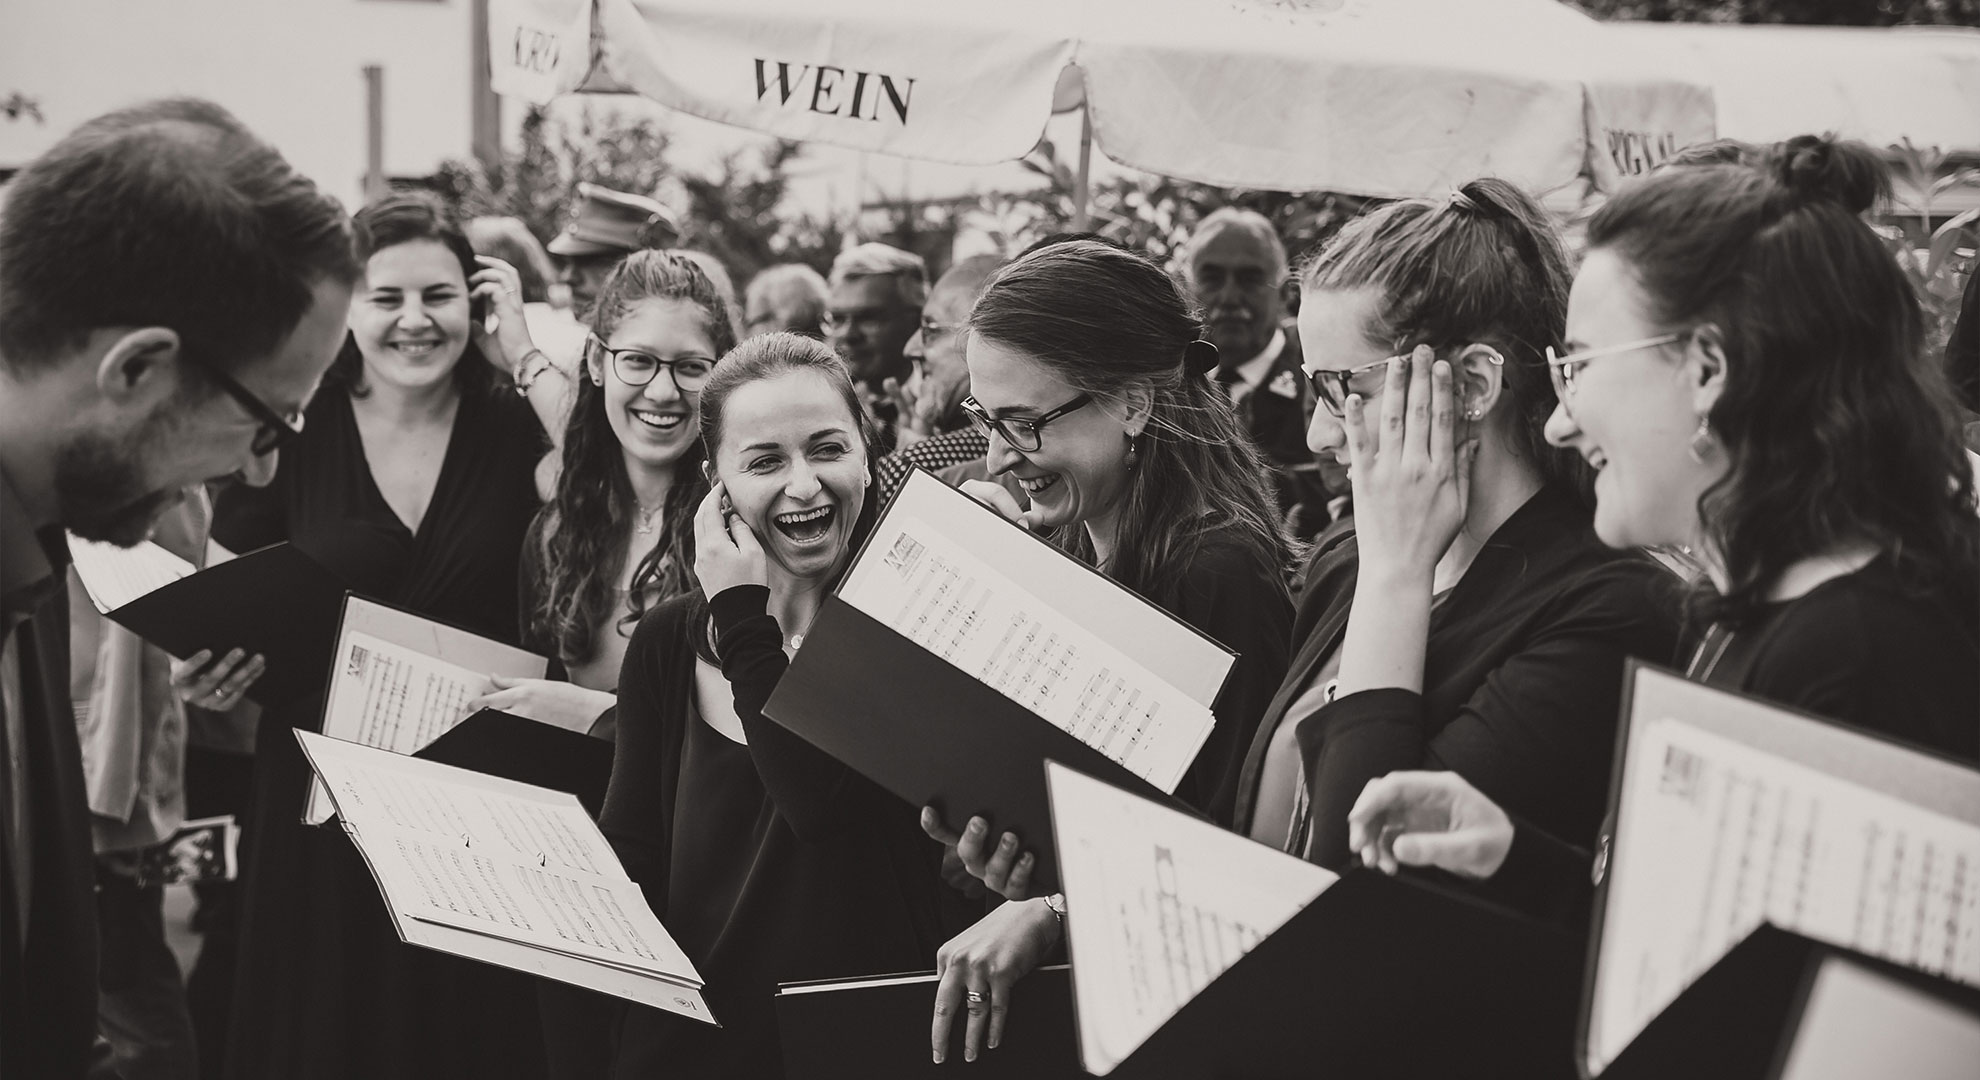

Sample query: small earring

[1464,408,1482,421]
[1688,415,1715,464]
[1124,431,1141,471]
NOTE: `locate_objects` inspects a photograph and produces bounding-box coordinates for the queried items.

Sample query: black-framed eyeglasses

[182,353,305,456]
[959,393,1093,453]
[1304,355,1397,418]
[585,335,715,394]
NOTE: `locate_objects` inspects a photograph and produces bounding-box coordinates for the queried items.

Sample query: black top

[1231,487,1685,870]
[602,586,959,1080]
[0,471,92,1080]
[1495,554,1980,926]
[214,386,547,1080]
[1147,527,1296,827]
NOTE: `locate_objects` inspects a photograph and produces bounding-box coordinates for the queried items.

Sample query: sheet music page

[299,732,701,985]
[1591,717,1980,1072]
[66,535,196,613]
[839,490,1216,793]
[1048,763,1336,1075]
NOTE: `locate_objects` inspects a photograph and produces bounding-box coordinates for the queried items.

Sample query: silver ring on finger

[965,990,986,1006]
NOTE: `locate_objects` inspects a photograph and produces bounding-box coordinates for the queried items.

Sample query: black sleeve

[598,602,684,914]
[1475,816,1595,931]
[708,584,877,842]
[1168,542,1294,828]
[1296,561,1679,869]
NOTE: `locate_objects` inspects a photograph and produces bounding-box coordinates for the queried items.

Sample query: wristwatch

[513,348,557,396]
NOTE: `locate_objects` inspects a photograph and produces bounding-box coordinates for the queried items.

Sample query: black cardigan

[1230,487,1684,870]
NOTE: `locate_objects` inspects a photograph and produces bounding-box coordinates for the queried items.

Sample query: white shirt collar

[1227,327,1287,398]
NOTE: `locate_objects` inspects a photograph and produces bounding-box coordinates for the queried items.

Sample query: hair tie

[1183,339,1219,378]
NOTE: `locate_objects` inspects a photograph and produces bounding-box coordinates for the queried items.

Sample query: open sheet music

[306,597,550,825]
[837,471,1232,793]
[297,731,712,1022]
[1587,665,1980,1075]
[67,535,197,613]
[1046,762,1336,1075]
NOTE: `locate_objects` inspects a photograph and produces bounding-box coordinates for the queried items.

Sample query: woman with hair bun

[924,238,1297,1061]
[1352,137,1979,903]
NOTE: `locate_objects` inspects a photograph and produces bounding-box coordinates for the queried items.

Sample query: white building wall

[0,0,478,211]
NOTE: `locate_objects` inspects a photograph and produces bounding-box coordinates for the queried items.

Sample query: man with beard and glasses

[1181,208,1339,539]
[0,98,358,1080]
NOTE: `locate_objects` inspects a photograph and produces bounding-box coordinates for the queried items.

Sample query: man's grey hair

[746,263,829,316]
[1181,207,1288,283]
[829,242,929,308]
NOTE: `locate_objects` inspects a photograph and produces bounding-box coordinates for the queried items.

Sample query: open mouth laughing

[772,504,836,543]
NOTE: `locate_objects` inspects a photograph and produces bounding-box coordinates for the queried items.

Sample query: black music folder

[1046,762,1583,1079]
[776,965,1085,1079]
[1598,924,1980,1080]
[74,540,348,707]
[761,469,1235,893]
[1578,662,1980,1079]
[414,709,613,819]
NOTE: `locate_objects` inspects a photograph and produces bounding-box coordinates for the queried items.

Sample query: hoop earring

[1124,431,1141,471]
[1688,415,1715,464]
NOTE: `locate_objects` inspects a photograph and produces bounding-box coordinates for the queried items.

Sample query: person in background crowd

[601,334,959,1079]
[69,490,209,1080]
[1181,208,1333,538]
[1355,137,1980,916]
[874,254,1006,499]
[825,242,927,450]
[549,182,680,318]
[744,263,831,339]
[467,215,565,308]
[1228,179,1679,892]
[0,97,356,1080]
[1948,261,1979,458]
[213,192,549,1080]
[920,239,1296,1062]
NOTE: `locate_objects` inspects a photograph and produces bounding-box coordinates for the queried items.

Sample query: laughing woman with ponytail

[923,239,1296,1062]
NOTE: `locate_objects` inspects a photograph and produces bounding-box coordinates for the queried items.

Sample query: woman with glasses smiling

[1222,178,1680,900]
[921,238,1296,1063]
[211,192,555,1079]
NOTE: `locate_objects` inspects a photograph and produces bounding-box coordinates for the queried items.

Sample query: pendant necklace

[634,501,661,535]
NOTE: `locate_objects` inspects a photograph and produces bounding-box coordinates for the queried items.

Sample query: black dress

[603,586,961,1079]
[214,386,546,1080]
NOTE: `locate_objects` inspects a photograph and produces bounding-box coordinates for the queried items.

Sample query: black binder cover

[776,965,1084,1078]
[762,596,1187,893]
[1596,924,1980,1080]
[103,542,347,707]
[1096,870,1582,1079]
[412,709,614,819]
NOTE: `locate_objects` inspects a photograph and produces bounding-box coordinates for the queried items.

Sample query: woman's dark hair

[1302,177,1585,503]
[968,240,1294,606]
[1587,134,1979,626]
[326,191,496,398]
[529,251,733,667]
[686,332,885,660]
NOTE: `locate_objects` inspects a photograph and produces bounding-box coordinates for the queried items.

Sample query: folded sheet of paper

[838,471,1232,793]
[1047,762,1336,1075]
[297,730,713,1021]
[67,535,197,614]
[1589,668,1980,1075]
[305,597,550,825]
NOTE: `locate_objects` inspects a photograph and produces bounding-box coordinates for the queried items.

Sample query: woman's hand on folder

[171,648,265,713]
[921,808,1036,901]
[467,677,616,735]
[1347,770,1514,880]
[931,898,1061,1064]
[693,484,768,595]
[958,480,1044,533]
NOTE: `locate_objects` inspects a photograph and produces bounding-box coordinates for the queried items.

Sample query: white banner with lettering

[491,0,1718,197]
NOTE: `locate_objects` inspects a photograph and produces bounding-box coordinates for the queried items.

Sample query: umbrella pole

[1073,103,1093,232]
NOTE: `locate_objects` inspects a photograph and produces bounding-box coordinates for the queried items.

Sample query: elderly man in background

[1181,207,1339,539]
[744,263,831,339]
[825,242,927,451]
[547,182,679,316]
[875,254,1006,499]
[0,98,358,1080]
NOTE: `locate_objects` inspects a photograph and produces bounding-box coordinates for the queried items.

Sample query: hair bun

[1770,134,1888,216]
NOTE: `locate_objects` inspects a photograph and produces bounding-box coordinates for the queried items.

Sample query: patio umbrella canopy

[490,0,1717,200]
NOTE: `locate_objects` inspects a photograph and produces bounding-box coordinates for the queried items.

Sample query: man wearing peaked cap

[548,182,680,314]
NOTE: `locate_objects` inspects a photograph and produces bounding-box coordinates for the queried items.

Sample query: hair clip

[1182,339,1219,377]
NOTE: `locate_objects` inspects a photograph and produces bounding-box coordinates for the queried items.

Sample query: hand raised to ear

[692,482,767,596]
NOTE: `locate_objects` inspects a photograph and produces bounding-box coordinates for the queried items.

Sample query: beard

[54,417,184,547]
